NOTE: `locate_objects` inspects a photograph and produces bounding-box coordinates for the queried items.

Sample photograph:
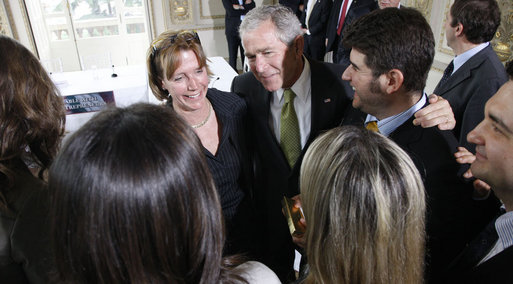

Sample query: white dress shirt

[365,93,427,137]
[452,42,489,75]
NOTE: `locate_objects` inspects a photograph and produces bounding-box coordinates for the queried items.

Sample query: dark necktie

[280,89,301,168]
[438,60,454,87]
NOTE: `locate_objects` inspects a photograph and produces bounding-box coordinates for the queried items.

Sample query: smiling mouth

[186,93,200,99]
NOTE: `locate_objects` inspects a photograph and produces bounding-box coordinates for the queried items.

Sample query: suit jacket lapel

[434,46,491,95]
[309,60,339,142]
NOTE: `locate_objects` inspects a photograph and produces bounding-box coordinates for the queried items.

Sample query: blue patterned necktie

[439,60,454,87]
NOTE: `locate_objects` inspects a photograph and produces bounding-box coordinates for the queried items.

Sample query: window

[27,0,151,71]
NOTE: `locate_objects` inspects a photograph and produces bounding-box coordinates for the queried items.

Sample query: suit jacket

[222,0,255,37]
[300,0,332,60]
[231,58,351,281]
[446,214,513,283]
[342,104,500,283]
[325,0,378,65]
[433,45,508,153]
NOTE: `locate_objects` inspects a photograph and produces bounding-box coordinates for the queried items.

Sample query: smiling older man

[231,5,351,281]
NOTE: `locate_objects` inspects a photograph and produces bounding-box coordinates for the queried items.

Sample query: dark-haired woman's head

[50,103,228,283]
[0,35,65,206]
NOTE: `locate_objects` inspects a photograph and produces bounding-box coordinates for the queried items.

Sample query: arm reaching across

[414,94,456,130]
[454,147,491,199]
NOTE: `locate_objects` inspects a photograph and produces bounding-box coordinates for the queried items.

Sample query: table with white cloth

[54,56,238,134]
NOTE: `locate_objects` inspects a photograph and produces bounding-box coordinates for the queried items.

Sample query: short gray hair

[239,5,304,46]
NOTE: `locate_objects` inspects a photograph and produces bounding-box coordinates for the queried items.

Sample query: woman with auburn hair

[300,126,426,284]
[147,30,255,256]
[0,35,66,283]
[49,103,279,283]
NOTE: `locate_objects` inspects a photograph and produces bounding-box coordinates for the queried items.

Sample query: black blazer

[433,45,508,153]
[446,215,513,283]
[325,0,378,65]
[0,160,52,283]
[300,0,332,60]
[231,58,351,281]
[342,104,500,283]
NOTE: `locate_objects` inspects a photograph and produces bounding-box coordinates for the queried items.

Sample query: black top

[166,88,255,256]
[0,160,52,283]
[203,88,247,221]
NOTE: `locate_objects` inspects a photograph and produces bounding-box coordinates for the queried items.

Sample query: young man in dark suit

[434,0,507,153]
[340,8,501,283]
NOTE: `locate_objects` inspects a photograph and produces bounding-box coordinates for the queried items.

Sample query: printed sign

[64,91,115,115]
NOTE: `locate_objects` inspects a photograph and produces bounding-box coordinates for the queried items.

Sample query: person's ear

[455,22,464,37]
[384,69,404,94]
[294,35,305,57]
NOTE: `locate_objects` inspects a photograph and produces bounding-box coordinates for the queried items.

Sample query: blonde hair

[300,126,426,284]
[147,30,212,101]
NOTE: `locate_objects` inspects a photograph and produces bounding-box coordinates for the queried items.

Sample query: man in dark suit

[433,0,507,153]
[222,0,255,71]
[446,61,513,283]
[340,8,500,283]
[231,5,352,281]
[300,0,332,60]
[325,0,378,65]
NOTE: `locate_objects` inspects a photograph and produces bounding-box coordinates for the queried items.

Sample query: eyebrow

[489,112,513,135]
[349,60,359,70]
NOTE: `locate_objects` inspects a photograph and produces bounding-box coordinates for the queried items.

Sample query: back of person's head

[239,5,303,47]
[300,126,426,284]
[450,0,500,44]
[0,36,65,198]
[50,103,241,283]
[343,7,435,93]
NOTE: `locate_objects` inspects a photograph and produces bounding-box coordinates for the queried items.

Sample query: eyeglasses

[150,30,201,58]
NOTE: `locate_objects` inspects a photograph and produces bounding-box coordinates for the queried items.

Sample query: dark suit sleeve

[242,0,255,12]
[459,77,503,152]
[9,188,52,284]
[308,0,332,36]
[222,0,244,17]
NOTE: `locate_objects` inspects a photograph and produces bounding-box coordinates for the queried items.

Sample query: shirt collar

[365,93,427,137]
[453,42,489,74]
[495,211,513,250]
[275,56,311,104]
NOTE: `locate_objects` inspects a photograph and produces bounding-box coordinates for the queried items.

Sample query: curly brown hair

[0,36,66,209]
